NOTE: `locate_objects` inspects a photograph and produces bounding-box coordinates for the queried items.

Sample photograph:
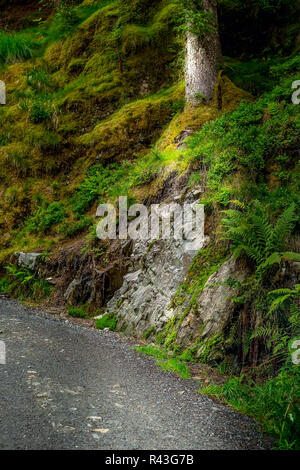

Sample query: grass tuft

[0,32,39,64]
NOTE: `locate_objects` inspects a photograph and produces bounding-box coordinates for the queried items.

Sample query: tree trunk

[185,0,221,104]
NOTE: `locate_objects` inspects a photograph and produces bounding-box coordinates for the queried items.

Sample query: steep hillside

[0,0,299,449]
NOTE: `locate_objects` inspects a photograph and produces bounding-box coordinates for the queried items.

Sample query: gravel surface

[0,299,270,450]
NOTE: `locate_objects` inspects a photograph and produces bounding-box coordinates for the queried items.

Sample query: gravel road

[0,299,269,450]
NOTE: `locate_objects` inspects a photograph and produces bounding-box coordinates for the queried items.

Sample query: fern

[268,284,300,316]
[269,203,296,253]
[222,201,298,278]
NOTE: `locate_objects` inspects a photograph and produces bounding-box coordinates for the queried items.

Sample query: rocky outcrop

[15,251,42,270]
[37,239,133,308]
[175,256,249,352]
[106,191,207,337]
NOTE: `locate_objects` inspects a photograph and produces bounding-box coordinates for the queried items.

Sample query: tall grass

[0,2,113,65]
[200,365,300,449]
[0,32,39,64]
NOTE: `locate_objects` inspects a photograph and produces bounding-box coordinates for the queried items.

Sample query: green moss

[143,326,156,340]
[24,127,61,151]
[67,58,87,75]
[77,84,184,160]
[67,306,88,319]
[153,244,229,353]
[134,344,192,379]
[0,0,186,256]
[134,344,169,360]
[0,142,31,177]
[95,313,117,330]
[178,348,195,362]
[172,244,229,309]
[157,358,192,379]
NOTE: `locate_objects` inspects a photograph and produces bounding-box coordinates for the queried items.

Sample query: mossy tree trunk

[185,0,221,104]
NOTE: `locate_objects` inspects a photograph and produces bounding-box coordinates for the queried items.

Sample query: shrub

[72,152,165,216]
[71,163,131,215]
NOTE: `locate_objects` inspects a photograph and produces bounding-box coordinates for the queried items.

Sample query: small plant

[5,265,51,300]
[0,277,9,293]
[268,284,300,316]
[4,151,29,177]
[187,172,202,188]
[67,306,87,319]
[143,326,156,340]
[29,100,52,124]
[95,313,117,330]
[178,348,196,362]
[26,200,66,235]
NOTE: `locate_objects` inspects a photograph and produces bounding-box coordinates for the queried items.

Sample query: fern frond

[268,295,291,314]
[269,203,296,252]
[282,252,300,263]
[229,200,245,210]
[251,325,278,340]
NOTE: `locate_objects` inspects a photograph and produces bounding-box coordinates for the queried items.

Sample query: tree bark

[185,0,222,104]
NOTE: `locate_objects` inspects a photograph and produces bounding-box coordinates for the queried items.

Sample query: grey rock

[15,252,42,270]
[175,256,248,350]
[106,217,206,337]
[64,276,93,304]
[197,256,246,338]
